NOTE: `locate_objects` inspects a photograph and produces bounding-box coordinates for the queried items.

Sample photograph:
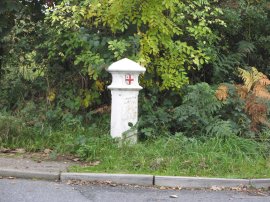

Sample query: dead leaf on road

[210,185,223,191]
[66,180,72,185]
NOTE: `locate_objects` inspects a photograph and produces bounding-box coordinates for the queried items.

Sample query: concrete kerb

[60,173,270,189]
[0,168,60,181]
[154,176,250,188]
[61,173,154,186]
[250,179,270,189]
[0,168,269,189]
[154,176,270,189]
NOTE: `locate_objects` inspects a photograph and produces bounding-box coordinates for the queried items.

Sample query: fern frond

[253,84,270,100]
[252,69,270,99]
[245,96,269,131]
[235,85,248,99]
[251,67,264,81]
[215,84,228,101]
[205,119,233,137]
[238,67,265,92]
[238,68,253,91]
[237,41,255,54]
[258,77,270,86]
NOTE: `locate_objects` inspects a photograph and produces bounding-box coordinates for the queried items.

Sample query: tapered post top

[107,58,146,90]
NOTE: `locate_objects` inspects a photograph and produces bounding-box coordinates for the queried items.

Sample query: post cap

[107,58,146,73]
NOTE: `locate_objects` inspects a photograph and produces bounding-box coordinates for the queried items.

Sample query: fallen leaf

[44,149,52,154]
[72,158,80,162]
[0,148,11,153]
[231,186,242,191]
[15,148,26,154]
[256,192,268,196]
[66,180,72,185]
[210,185,223,191]
[89,160,100,166]
[104,180,112,184]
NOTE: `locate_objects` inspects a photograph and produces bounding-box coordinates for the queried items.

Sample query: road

[0,178,269,202]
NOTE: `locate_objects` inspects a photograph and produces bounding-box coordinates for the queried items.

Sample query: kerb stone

[155,176,250,188]
[61,173,153,186]
[0,168,59,181]
[250,179,270,189]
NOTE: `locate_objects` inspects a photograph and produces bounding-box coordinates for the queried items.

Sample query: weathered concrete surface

[155,176,250,188]
[61,173,154,186]
[0,156,73,181]
[1,178,270,202]
[0,168,59,181]
[250,179,270,189]
[0,179,90,202]
[0,156,72,172]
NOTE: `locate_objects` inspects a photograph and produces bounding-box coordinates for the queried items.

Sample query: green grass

[0,114,269,179]
[0,113,111,153]
[70,135,270,179]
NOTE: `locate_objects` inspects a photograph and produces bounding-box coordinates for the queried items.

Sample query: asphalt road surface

[0,178,269,202]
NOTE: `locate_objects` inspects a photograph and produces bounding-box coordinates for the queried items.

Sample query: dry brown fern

[245,95,268,132]
[236,85,248,99]
[215,67,270,131]
[215,84,228,101]
[253,83,270,100]
[240,68,270,131]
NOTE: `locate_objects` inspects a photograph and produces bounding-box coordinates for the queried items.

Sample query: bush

[0,114,34,147]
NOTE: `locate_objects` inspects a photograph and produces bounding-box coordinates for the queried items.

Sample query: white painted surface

[107,58,145,143]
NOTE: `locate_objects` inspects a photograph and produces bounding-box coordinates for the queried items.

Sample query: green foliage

[173,83,223,136]
[0,1,269,178]
[0,111,110,152]
[0,114,34,147]
[138,95,173,139]
[217,83,252,136]
[211,0,270,82]
[139,82,254,139]
[71,134,270,178]
[0,0,21,38]
[46,0,224,90]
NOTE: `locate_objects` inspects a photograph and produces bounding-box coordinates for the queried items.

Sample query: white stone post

[107,58,146,143]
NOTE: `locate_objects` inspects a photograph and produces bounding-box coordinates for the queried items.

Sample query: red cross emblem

[125,74,134,85]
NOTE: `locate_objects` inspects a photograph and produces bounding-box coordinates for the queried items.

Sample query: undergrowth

[0,111,269,178]
[0,112,110,154]
[70,134,270,178]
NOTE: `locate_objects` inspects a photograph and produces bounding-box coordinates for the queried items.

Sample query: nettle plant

[216,67,270,132]
[46,0,225,91]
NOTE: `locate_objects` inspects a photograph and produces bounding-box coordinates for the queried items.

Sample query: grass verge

[0,114,269,178]
[69,135,270,179]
